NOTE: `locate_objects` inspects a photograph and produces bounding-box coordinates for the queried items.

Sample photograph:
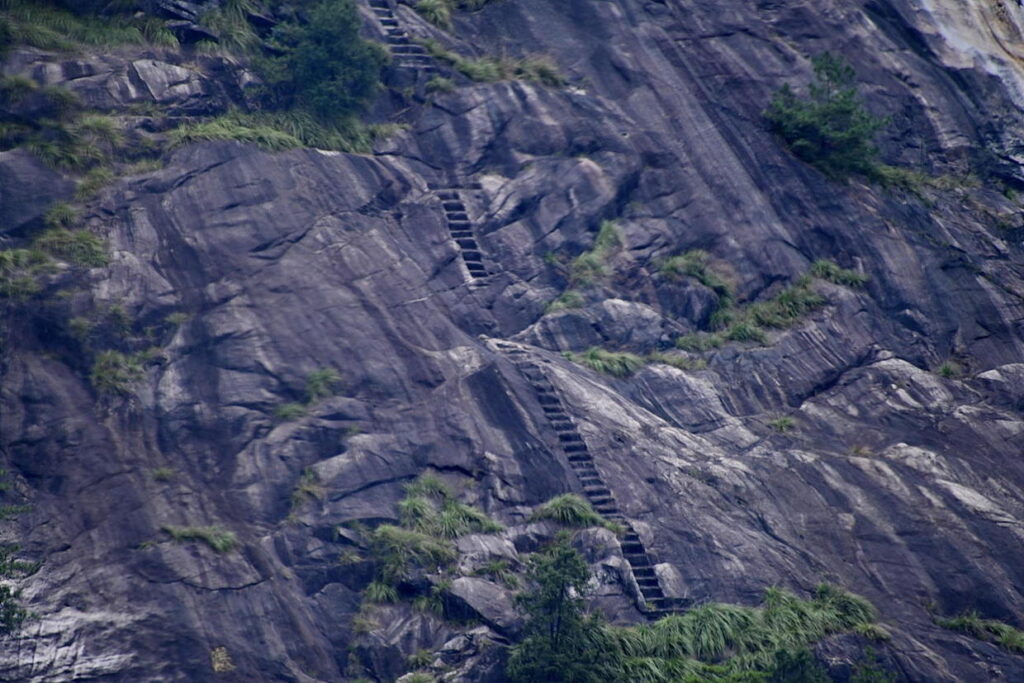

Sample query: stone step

[442,200,465,210]
[624,554,651,567]
[549,420,573,430]
[637,578,660,589]
[641,587,665,599]
[540,404,564,413]
[379,18,399,26]
[450,232,475,240]
[587,495,615,506]
[632,566,656,578]
[466,263,487,272]
[436,191,460,200]
[579,479,603,489]
[447,212,470,221]
[563,443,587,453]
[558,433,583,444]
[397,55,433,63]
[455,239,479,250]
[447,221,472,229]
[392,45,428,55]
[582,485,610,495]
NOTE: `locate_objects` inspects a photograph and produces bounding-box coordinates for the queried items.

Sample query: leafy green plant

[165,312,188,327]
[530,494,620,532]
[34,228,108,267]
[75,165,114,200]
[151,467,175,483]
[675,332,724,352]
[407,649,435,670]
[365,579,399,604]
[937,610,1024,654]
[0,248,51,300]
[661,250,734,308]
[305,368,341,402]
[43,202,77,230]
[162,525,238,553]
[474,558,519,588]
[290,468,323,508]
[0,0,172,52]
[764,52,887,179]
[426,75,456,93]
[809,260,868,287]
[169,114,302,152]
[90,350,143,396]
[645,352,706,372]
[507,535,621,682]
[769,417,796,434]
[546,289,584,313]
[415,0,452,29]
[568,347,644,378]
[274,402,306,421]
[368,524,456,586]
[936,362,961,379]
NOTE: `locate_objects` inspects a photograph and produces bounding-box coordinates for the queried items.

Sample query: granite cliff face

[1,0,1024,680]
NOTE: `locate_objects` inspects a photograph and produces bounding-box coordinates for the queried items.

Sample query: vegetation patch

[764,52,887,180]
[529,494,621,533]
[565,347,645,378]
[421,38,565,86]
[674,261,865,351]
[545,289,584,313]
[0,248,52,300]
[90,350,143,396]
[0,0,178,53]
[34,228,108,267]
[162,525,238,553]
[660,250,734,309]
[937,610,1024,654]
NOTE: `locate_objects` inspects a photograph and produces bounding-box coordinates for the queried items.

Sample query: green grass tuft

[937,610,1024,654]
[34,228,108,267]
[274,402,306,421]
[163,525,238,553]
[415,0,452,29]
[768,416,796,434]
[660,250,734,307]
[90,350,142,396]
[530,494,621,532]
[546,289,584,313]
[169,114,302,152]
[305,367,342,402]
[567,347,645,377]
[75,166,114,200]
[809,260,868,287]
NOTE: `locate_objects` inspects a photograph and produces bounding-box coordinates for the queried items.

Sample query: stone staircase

[429,180,489,281]
[493,341,686,619]
[367,0,439,74]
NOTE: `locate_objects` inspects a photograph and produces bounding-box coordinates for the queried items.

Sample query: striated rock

[446,577,521,635]
[0,149,75,236]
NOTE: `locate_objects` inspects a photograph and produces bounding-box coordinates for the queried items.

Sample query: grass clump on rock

[162,525,238,553]
[34,228,108,267]
[938,610,1024,654]
[566,347,644,378]
[530,494,620,533]
[90,350,143,396]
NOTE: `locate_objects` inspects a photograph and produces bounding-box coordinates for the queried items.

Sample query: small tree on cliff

[764,52,887,179]
[506,534,620,683]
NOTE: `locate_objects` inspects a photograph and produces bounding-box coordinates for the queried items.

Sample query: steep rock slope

[2,0,1024,680]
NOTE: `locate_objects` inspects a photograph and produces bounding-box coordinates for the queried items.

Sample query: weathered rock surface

[1,0,1024,681]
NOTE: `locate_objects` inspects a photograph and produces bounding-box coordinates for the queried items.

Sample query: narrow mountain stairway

[493,341,686,619]
[429,180,489,281]
[367,0,439,74]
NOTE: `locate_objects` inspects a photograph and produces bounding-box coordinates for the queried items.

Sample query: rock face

[1,0,1024,681]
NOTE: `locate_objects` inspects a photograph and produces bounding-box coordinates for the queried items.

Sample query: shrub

[169,115,302,152]
[645,352,706,372]
[507,535,621,682]
[474,558,519,588]
[90,350,143,396]
[305,368,341,402]
[274,402,306,421]
[546,289,584,313]
[0,249,50,300]
[369,524,456,584]
[937,610,1024,654]
[44,202,78,230]
[936,362,960,379]
[163,525,238,553]
[569,251,607,286]
[258,0,385,120]
[426,75,455,93]
[152,467,175,483]
[34,228,108,267]
[675,333,724,352]
[809,259,868,287]
[415,0,452,30]
[75,166,114,200]
[365,579,399,604]
[660,250,733,307]
[530,494,619,532]
[570,347,644,378]
[768,417,796,434]
[764,52,887,179]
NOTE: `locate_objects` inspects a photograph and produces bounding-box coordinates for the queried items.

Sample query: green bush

[415,0,452,29]
[568,347,645,378]
[660,250,733,308]
[938,610,1024,654]
[258,0,385,120]
[646,352,706,372]
[809,260,868,287]
[163,525,238,553]
[546,289,585,313]
[768,417,796,434]
[75,166,114,200]
[43,202,77,230]
[0,248,51,300]
[305,368,341,402]
[764,52,887,179]
[274,402,306,421]
[34,228,108,267]
[530,494,620,532]
[507,535,622,682]
[90,350,142,396]
[169,114,302,152]
[426,75,456,93]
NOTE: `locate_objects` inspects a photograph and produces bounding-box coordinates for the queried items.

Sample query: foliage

[420,38,565,86]
[290,468,323,508]
[661,250,734,308]
[546,289,584,313]
[809,260,868,287]
[474,558,519,588]
[605,584,883,680]
[768,417,796,434]
[44,202,77,230]
[530,494,619,532]
[257,0,385,120]
[507,535,622,682]
[169,114,302,152]
[0,248,51,300]
[645,352,706,372]
[151,467,175,483]
[90,350,143,396]
[936,362,960,379]
[416,0,452,30]
[306,368,342,402]
[397,474,501,538]
[368,524,456,586]
[937,610,1024,654]
[0,544,32,635]
[365,579,399,604]
[850,648,896,683]
[567,347,644,378]
[676,332,724,353]
[764,52,887,179]
[75,166,114,200]
[0,0,177,52]
[274,402,306,421]
[34,228,108,267]
[162,525,238,553]
[198,1,260,54]
[426,75,456,93]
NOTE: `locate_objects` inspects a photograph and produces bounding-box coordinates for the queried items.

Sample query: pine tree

[764,52,887,179]
[506,534,621,683]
